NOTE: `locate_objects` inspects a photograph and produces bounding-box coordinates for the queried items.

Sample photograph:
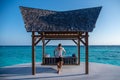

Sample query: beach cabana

[20,6,102,75]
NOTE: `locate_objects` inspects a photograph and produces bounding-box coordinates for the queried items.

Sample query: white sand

[0,62,120,80]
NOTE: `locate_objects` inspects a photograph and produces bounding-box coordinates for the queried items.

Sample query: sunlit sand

[0,62,120,80]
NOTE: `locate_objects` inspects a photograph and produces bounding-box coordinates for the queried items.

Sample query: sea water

[0,45,120,67]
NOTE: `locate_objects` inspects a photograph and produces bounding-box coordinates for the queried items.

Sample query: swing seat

[42,57,77,65]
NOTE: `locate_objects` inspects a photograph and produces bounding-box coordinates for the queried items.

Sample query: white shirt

[54,47,66,57]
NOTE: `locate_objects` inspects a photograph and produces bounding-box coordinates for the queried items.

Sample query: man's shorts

[56,57,63,63]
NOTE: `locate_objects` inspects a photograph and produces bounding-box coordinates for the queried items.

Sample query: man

[54,43,66,74]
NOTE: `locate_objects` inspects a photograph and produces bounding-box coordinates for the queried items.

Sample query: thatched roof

[20,6,102,32]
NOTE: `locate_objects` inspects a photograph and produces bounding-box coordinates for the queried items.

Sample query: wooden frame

[31,31,89,75]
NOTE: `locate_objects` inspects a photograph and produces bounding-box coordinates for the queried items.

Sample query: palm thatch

[20,6,102,32]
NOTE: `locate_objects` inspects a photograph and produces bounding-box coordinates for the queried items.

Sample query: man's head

[58,43,62,47]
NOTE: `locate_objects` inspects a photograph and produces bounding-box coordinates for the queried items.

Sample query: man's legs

[59,61,63,70]
[57,61,63,73]
[57,62,60,73]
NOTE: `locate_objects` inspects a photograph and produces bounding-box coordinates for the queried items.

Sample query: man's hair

[58,43,62,47]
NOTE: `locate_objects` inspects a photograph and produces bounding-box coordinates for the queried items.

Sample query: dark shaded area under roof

[20,6,102,32]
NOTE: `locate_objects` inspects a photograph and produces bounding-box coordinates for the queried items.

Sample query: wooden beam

[72,39,78,45]
[45,35,79,39]
[34,35,78,39]
[34,35,42,37]
[45,39,51,46]
[44,38,78,40]
[34,37,42,46]
[85,32,89,74]
[80,38,86,46]
[32,32,36,75]
[44,31,80,34]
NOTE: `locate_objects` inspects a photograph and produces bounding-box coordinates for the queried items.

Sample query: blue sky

[0,0,120,45]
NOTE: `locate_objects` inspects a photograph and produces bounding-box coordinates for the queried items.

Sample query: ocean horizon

[0,45,120,67]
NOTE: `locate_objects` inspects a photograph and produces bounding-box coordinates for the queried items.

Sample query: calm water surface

[0,45,120,67]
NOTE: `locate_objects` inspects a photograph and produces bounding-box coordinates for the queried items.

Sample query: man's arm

[63,48,66,54]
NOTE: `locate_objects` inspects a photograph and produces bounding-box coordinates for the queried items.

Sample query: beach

[0,62,120,80]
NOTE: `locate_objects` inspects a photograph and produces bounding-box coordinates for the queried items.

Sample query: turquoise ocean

[0,45,120,67]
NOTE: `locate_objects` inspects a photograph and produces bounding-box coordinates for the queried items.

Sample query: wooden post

[77,32,80,65]
[42,32,45,64]
[85,32,89,74]
[32,32,36,75]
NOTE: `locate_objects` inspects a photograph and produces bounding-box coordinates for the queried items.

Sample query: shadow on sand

[0,66,57,75]
[0,66,85,80]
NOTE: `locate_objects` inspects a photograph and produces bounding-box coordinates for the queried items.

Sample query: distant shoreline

[0,45,120,47]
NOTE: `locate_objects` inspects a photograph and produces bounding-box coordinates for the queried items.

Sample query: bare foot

[57,70,60,74]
